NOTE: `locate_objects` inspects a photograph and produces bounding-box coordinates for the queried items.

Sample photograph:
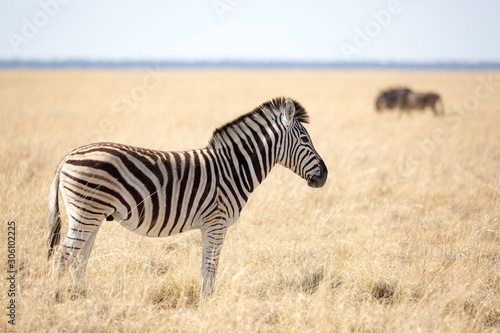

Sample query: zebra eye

[300,135,310,144]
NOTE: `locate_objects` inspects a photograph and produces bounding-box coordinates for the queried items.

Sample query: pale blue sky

[1,0,499,62]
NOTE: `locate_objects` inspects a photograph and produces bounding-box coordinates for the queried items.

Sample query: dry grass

[0,69,499,332]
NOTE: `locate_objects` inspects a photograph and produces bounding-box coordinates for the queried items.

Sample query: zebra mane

[208,97,309,149]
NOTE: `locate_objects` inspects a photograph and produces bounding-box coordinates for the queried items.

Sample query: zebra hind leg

[53,212,102,292]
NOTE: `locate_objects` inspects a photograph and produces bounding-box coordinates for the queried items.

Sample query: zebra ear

[283,99,295,127]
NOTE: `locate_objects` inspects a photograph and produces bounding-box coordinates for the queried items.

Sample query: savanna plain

[0,69,499,332]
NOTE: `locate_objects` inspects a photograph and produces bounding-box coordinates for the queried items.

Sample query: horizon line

[1,59,500,70]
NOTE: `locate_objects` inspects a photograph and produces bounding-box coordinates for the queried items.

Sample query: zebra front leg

[200,224,228,297]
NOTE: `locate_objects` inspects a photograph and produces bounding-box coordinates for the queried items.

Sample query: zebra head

[277,99,328,188]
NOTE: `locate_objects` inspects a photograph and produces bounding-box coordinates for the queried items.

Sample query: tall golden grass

[0,69,499,332]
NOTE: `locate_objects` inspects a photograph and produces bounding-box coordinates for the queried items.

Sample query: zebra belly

[116,208,201,237]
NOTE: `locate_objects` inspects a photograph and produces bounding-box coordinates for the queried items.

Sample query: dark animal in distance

[376,87,444,115]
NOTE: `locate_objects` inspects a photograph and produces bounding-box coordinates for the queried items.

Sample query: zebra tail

[47,160,64,260]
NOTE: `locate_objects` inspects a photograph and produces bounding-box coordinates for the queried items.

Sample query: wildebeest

[376,87,444,115]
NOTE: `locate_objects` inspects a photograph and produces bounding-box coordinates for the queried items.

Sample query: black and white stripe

[48,97,327,295]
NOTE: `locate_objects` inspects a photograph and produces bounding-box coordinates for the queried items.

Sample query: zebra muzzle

[307,159,327,188]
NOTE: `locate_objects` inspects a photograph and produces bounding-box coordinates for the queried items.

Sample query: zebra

[47,97,328,296]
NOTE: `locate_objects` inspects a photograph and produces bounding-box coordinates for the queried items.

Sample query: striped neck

[207,109,283,194]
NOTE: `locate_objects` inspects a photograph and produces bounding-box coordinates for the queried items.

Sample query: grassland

[0,69,499,332]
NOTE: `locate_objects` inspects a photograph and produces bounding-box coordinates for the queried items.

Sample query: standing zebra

[48,97,328,296]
